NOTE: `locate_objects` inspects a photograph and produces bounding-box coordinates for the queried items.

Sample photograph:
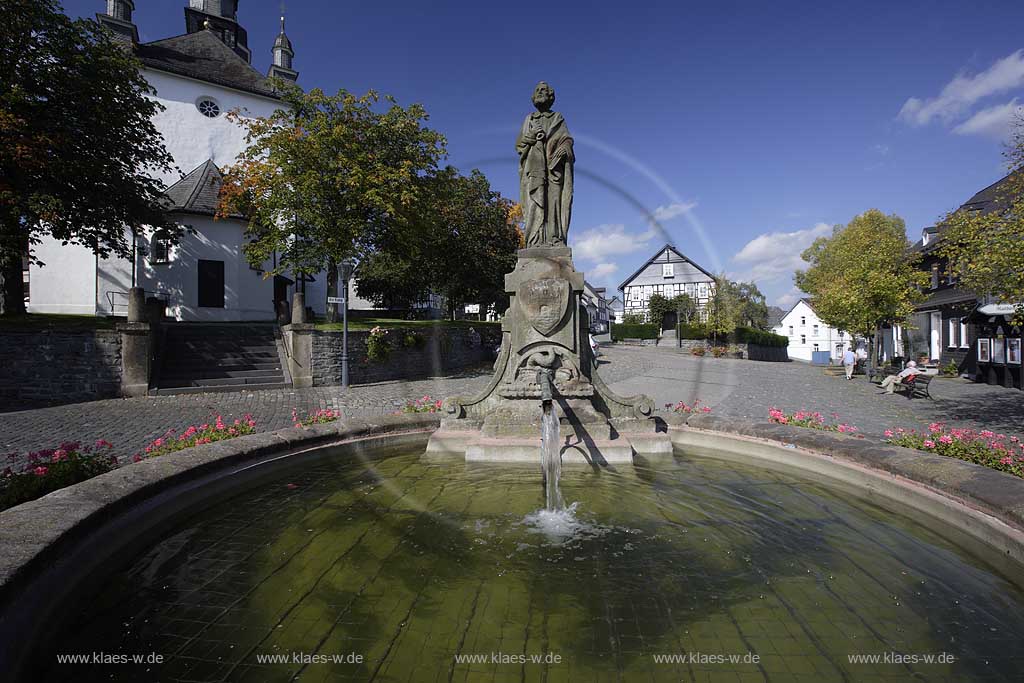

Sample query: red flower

[33,466,48,476]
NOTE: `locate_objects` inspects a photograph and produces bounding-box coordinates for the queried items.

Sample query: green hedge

[678,323,708,340]
[732,326,789,348]
[611,323,659,340]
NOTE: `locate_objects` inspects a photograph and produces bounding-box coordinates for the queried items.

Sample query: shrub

[611,323,659,340]
[621,313,646,325]
[768,408,860,434]
[2,440,118,511]
[293,408,342,427]
[886,424,1024,478]
[137,415,257,459]
[402,331,426,349]
[665,399,712,414]
[366,326,391,362]
[677,323,708,340]
[710,345,728,357]
[733,326,788,348]
[940,360,960,377]
[399,395,444,413]
[690,345,706,356]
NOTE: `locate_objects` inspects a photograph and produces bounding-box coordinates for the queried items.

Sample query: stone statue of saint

[516,81,574,247]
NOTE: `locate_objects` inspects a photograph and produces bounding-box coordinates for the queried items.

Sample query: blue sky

[66,1,1024,307]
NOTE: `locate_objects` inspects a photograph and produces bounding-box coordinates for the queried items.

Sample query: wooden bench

[894,373,933,399]
[867,365,898,383]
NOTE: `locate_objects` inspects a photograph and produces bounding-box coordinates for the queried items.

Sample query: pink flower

[52,449,68,462]
[939,435,953,445]
[96,439,113,449]
[1000,456,1014,466]
[884,430,894,438]
[33,466,48,476]
[928,423,943,434]
[133,454,142,462]
[702,406,712,413]
[923,440,936,449]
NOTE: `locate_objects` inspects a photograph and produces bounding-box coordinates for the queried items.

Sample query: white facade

[773,299,853,362]
[27,63,302,320]
[619,245,716,322]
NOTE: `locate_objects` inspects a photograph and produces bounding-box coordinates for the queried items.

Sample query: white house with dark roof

[27,1,314,321]
[617,244,716,323]
[773,298,854,362]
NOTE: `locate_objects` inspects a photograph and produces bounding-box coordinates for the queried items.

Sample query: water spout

[538,370,564,511]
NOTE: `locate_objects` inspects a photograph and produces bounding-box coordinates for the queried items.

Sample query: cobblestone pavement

[3,346,1023,467]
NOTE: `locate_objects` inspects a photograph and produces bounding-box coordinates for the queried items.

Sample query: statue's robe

[516,110,574,247]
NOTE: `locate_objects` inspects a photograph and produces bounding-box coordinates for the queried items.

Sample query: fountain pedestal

[427,247,671,464]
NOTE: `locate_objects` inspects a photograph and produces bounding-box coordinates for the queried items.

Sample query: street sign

[327,297,345,304]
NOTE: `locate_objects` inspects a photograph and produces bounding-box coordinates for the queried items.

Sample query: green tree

[622,312,645,325]
[1,0,175,315]
[646,293,673,328]
[219,87,447,321]
[729,280,770,329]
[937,116,1024,322]
[795,210,926,367]
[356,167,519,318]
[705,276,739,341]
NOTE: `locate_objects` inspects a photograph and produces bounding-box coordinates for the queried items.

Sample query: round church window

[197,98,221,118]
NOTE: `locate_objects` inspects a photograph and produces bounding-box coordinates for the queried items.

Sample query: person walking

[842,346,857,380]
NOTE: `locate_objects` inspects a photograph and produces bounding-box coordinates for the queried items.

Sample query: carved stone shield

[519,278,569,336]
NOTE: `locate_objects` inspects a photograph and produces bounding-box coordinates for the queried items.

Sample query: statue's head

[532,81,555,112]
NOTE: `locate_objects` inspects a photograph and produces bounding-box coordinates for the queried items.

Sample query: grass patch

[314,318,500,332]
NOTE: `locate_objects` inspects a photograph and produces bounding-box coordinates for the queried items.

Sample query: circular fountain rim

[670,412,1024,569]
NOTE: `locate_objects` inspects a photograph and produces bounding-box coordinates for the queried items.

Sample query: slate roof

[135,30,281,99]
[164,160,244,219]
[911,171,1019,253]
[617,244,716,292]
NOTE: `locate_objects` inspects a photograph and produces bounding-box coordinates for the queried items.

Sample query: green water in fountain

[45,447,1024,682]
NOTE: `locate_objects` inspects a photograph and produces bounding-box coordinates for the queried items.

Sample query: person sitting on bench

[879,361,921,394]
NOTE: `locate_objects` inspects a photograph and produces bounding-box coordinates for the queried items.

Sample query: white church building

[773,298,855,362]
[27,1,327,321]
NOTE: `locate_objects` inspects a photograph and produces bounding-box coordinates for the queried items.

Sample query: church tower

[184,0,252,63]
[96,0,138,44]
[268,16,299,82]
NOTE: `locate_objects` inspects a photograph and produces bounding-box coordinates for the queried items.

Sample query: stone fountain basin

[2,411,1024,679]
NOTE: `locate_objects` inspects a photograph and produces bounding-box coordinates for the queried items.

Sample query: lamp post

[338,257,358,389]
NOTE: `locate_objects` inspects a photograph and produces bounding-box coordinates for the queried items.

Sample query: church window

[150,230,173,264]
[197,98,221,118]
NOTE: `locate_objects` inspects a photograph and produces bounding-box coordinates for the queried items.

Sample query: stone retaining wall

[312,326,503,386]
[674,339,789,362]
[0,329,122,407]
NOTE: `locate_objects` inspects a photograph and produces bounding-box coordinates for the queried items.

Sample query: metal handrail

[105,289,170,313]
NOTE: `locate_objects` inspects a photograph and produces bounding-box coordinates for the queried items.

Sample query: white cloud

[952,99,1022,137]
[588,262,619,279]
[873,144,890,156]
[775,288,802,309]
[731,222,831,283]
[571,224,655,262]
[899,50,1024,127]
[650,201,697,223]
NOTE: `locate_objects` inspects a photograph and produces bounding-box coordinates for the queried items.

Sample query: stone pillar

[118,322,150,397]
[127,286,146,322]
[282,323,314,388]
[291,291,306,324]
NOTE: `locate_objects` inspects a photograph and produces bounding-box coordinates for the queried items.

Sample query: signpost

[338,258,358,389]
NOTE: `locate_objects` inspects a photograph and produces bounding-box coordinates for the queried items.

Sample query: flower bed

[887,424,1024,479]
[399,395,444,414]
[2,440,117,512]
[768,408,860,434]
[666,399,712,414]
[135,415,257,460]
[293,408,342,427]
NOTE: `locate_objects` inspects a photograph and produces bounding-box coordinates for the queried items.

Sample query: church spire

[268,13,299,82]
[97,0,138,44]
[184,1,252,63]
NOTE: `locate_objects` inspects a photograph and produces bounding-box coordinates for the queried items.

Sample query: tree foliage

[647,292,697,328]
[937,115,1024,322]
[795,210,926,359]
[1,0,175,314]
[705,276,739,338]
[218,86,447,294]
[723,280,769,329]
[356,168,519,317]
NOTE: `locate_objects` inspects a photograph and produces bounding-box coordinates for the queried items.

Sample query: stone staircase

[152,324,289,395]
[657,329,677,347]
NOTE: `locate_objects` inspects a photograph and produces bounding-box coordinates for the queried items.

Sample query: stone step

[150,381,289,396]
[159,367,283,381]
